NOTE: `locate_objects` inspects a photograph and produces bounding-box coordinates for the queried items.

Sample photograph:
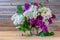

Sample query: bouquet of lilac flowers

[11,2,56,37]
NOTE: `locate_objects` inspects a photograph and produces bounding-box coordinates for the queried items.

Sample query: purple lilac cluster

[23,2,56,32]
[29,14,56,32]
[23,2,38,12]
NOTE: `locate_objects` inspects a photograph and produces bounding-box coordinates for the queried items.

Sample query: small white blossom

[11,13,24,25]
[11,13,17,21]
[23,5,38,19]
[33,6,38,19]
[23,10,33,19]
[38,7,52,20]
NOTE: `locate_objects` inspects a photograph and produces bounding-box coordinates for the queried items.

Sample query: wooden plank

[0,31,60,40]
[0,2,11,6]
[47,0,60,2]
[0,27,17,31]
[0,19,15,27]
[0,5,60,14]
[11,2,60,6]
[0,0,45,2]
[0,0,11,1]
[0,5,59,12]
[0,0,45,5]
[0,0,59,2]
[0,0,60,6]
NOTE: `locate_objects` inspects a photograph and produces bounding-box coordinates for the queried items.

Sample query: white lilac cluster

[23,5,38,19]
[38,7,52,25]
[40,7,52,20]
[11,13,24,25]
[11,5,52,25]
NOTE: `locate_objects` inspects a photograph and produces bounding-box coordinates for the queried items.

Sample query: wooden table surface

[0,31,60,40]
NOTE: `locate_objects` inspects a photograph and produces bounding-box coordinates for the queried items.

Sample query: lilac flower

[29,18,35,25]
[22,9,26,12]
[36,19,44,28]
[41,25,48,32]
[29,15,43,28]
[51,14,56,19]
[36,15,43,20]
[36,20,42,26]
[24,3,30,10]
[33,2,38,6]
[48,18,53,24]
[35,18,48,32]
[29,16,43,26]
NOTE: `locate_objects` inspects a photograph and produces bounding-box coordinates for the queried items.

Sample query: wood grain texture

[0,31,60,40]
[0,19,14,27]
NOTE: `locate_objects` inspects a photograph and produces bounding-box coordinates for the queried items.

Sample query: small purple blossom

[22,9,26,12]
[48,18,53,24]
[29,15,44,28]
[24,3,30,10]
[36,20,43,27]
[35,19,45,28]
[33,2,38,6]
[29,18,35,25]
[51,14,56,19]
[36,15,43,20]
[42,24,48,32]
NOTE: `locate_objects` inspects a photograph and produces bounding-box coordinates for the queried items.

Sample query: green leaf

[44,32,50,36]
[39,31,54,37]
[23,17,32,31]
[49,32,54,36]
[16,5,23,15]
[17,5,22,11]
[17,17,32,32]
[39,31,49,37]
[38,12,41,14]
[31,2,33,4]
[18,25,26,32]
[39,31,45,37]
[38,3,43,8]
[17,11,22,15]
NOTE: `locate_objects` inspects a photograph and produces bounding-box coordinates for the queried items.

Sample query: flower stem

[36,27,39,36]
